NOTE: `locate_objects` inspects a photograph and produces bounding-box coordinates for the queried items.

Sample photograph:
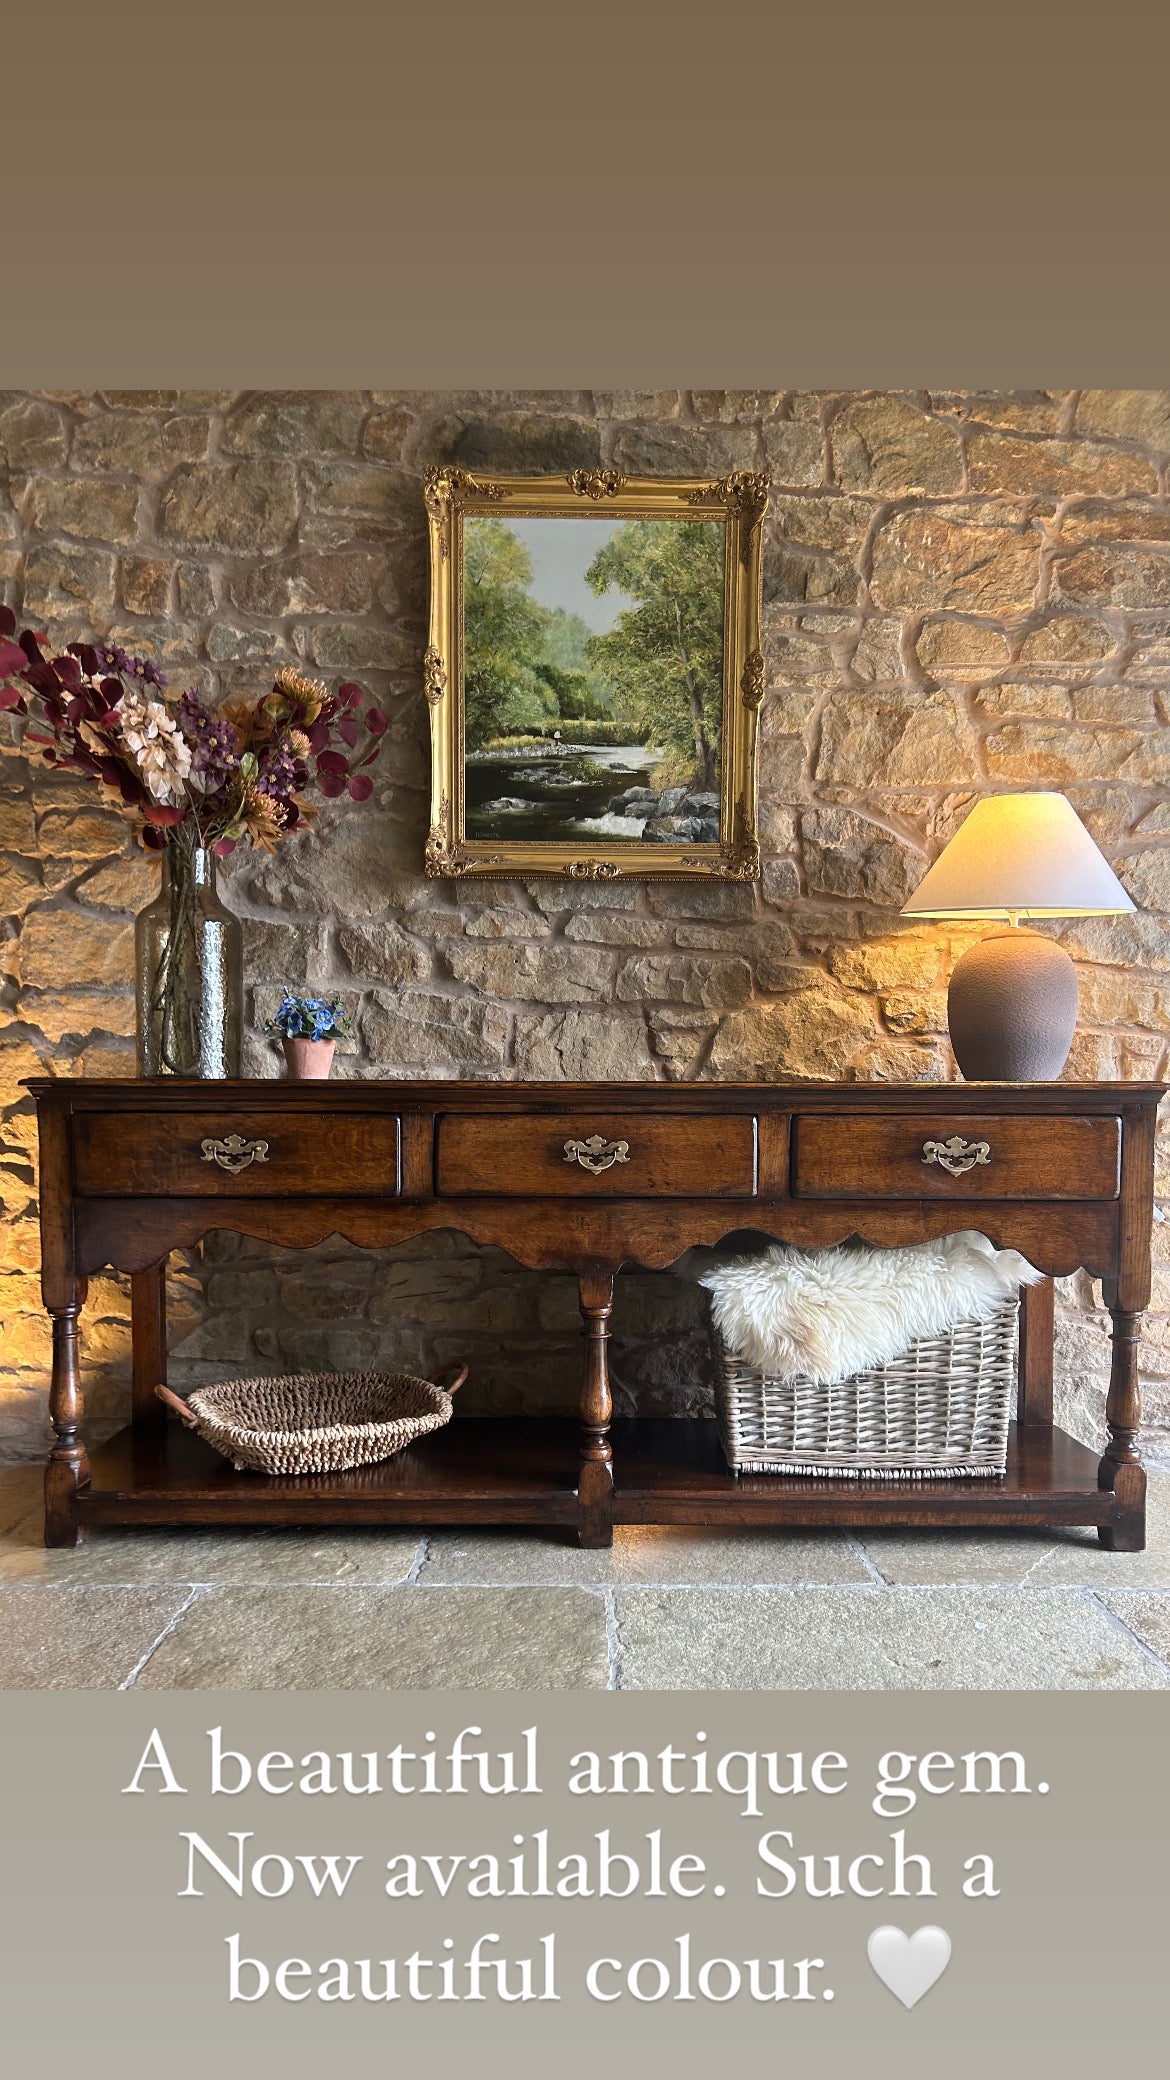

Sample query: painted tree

[462,519,551,744]
[585,519,725,788]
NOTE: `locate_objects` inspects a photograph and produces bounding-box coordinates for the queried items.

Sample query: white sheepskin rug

[699,1231,1044,1384]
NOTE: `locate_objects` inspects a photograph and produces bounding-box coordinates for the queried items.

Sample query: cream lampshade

[900,793,1135,1080]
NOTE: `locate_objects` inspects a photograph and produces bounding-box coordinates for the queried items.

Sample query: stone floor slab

[134,1585,610,1689]
[0,1466,42,1535]
[421,1526,871,1587]
[859,1472,1170,1589]
[0,1515,423,1587]
[1100,1592,1170,1667]
[0,1585,192,1688]
[616,1586,1170,1690]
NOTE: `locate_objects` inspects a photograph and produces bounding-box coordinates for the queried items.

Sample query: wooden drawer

[72,1111,401,1197]
[437,1112,757,1198]
[793,1113,1121,1201]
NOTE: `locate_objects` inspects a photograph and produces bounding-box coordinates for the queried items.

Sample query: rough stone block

[362,988,509,1070]
[609,422,757,474]
[916,618,1010,672]
[831,396,964,495]
[161,461,298,552]
[229,552,380,616]
[966,434,1156,497]
[761,416,824,486]
[27,477,140,544]
[802,807,920,906]
[73,413,163,474]
[616,952,751,1009]
[1075,390,1170,445]
[119,556,175,615]
[223,392,365,456]
[22,543,116,616]
[984,722,1141,781]
[1054,545,1170,608]
[708,985,877,1080]
[0,399,68,470]
[444,939,611,1003]
[337,921,432,984]
[1017,615,1114,663]
[871,508,1040,612]
[817,688,979,785]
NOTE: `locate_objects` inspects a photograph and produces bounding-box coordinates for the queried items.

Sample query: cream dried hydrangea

[117,687,193,805]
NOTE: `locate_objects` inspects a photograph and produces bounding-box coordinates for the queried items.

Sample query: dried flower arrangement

[0,606,387,853]
[0,607,389,1076]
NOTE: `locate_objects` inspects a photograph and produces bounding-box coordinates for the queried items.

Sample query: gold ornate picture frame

[424,468,767,881]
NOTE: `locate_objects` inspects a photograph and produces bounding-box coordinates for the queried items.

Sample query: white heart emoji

[866,1925,952,2008]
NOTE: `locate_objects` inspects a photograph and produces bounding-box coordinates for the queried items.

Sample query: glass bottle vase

[135,837,242,1078]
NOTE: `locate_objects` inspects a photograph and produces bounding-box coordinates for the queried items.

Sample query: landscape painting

[424,468,766,880]
[462,513,726,845]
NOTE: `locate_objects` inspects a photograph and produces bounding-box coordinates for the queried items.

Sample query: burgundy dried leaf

[337,715,358,748]
[306,719,330,754]
[0,638,28,676]
[318,771,347,798]
[25,659,62,695]
[0,684,27,712]
[53,654,83,690]
[347,773,374,802]
[213,838,236,858]
[365,707,387,736]
[18,630,44,664]
[141,826,166,851]
[316,749,349,777]
[338,681,364,709]
[143,802,185,827]
[0,605,15,637]
[99,676,122,702]
[74,643,100,676]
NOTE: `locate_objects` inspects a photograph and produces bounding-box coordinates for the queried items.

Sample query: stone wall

[1,388,1168,1461]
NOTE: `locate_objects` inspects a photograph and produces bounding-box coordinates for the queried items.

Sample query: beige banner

[0,1689,1163,2077]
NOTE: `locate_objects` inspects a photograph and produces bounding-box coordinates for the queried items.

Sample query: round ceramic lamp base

[948,929,1079,1081]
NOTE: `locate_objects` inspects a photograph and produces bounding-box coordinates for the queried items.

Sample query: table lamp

[900,792,1135,1080]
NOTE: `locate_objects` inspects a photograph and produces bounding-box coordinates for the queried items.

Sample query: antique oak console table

[29,1078,1163,1551]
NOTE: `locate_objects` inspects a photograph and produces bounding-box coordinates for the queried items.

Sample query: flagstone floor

[1,1458,1168,1690]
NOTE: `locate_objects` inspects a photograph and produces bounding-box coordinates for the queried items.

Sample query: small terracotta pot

[282,1036,336,1080]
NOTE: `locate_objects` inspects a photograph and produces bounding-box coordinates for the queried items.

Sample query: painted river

[465,742,663,842]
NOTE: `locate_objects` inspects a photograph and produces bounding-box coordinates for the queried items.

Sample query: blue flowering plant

[265,992,352,1043]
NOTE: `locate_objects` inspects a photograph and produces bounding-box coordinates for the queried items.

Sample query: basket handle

[428,1360,468,1397]
[155,1383,199,1427]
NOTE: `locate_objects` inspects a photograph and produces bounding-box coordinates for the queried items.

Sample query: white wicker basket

[715,1299,1019,1478]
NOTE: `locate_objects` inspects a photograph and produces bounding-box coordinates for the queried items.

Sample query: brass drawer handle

[563,1135,631,1176]
[200,1133,271,1177]
[922,1135,991,1178]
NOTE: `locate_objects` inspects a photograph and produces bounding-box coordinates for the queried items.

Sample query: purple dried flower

[179,689,241,793]
[98,642,167,691]
[257,734,298,802]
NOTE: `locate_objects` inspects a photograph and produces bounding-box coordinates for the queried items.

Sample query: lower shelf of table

[72,1418,1116,1534]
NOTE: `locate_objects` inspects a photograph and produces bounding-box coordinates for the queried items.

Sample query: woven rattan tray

[155,1361,467,1474]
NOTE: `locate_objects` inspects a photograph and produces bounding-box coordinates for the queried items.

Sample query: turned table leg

[45,1280,89,1548]
[1099,1306,1146,1552]
[577,1268,615,1550]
